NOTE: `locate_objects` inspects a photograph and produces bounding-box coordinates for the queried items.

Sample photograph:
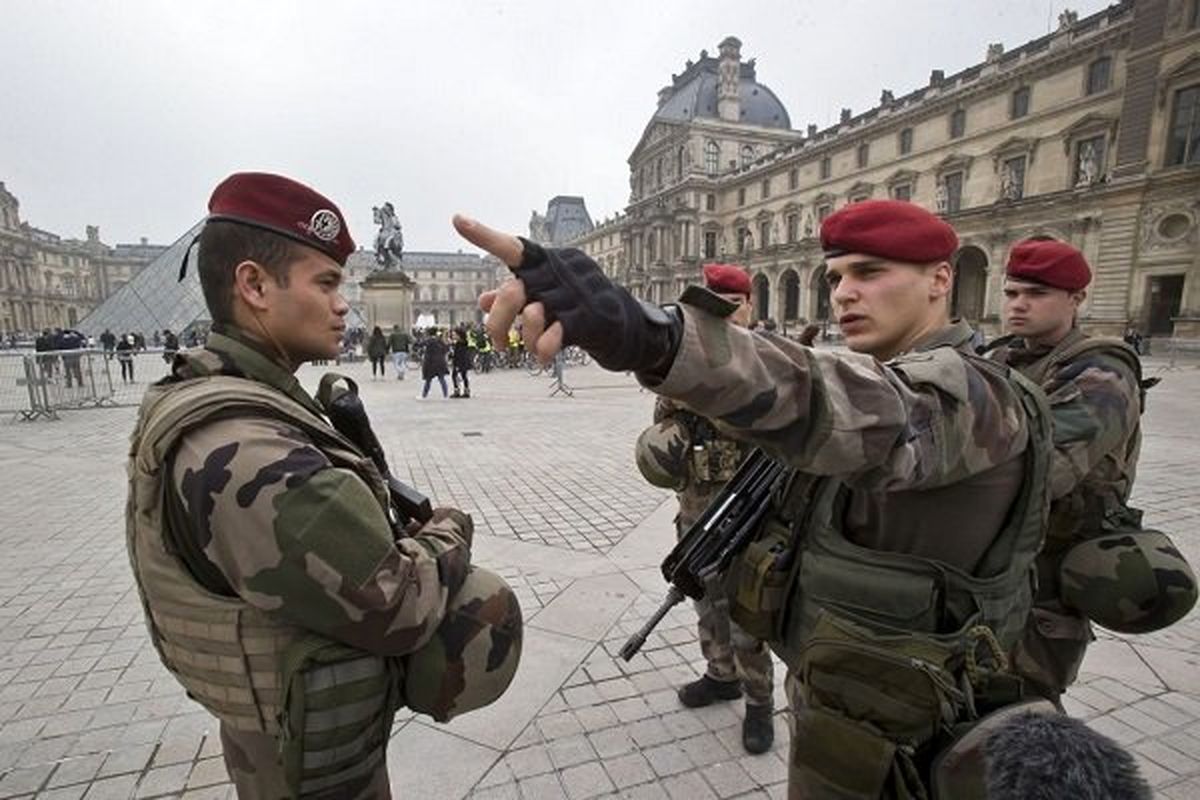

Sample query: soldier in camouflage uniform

[127,174,521,799]
[455,201,1057,798]
[990,238,1196,703]
[635,263,775,754]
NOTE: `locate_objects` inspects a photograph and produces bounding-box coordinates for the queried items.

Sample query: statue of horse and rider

[373,202,404,269]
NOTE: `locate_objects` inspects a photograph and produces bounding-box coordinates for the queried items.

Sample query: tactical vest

[1005,334,1145,698]
[727,349,1053,798]
[127,375,403,797]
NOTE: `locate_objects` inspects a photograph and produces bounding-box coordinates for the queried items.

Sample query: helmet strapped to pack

[635,418,692,490]
[1060,521,1197,634]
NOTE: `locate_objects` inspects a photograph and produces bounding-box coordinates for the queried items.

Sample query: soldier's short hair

[197,221,303,324]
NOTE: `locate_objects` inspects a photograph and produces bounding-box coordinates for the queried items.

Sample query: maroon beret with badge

[821,199,958,263]
[702,263,752,296]
[1006,239,1091,291]
[207,172,355,265]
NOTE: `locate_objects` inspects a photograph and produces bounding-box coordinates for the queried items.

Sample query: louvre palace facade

[569,0,1200,339]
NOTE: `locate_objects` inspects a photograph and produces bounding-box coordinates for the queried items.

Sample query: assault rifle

[619,448,787,661]
[321,376,433,529]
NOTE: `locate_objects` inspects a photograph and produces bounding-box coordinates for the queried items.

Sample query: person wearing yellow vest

[127,173,521,798]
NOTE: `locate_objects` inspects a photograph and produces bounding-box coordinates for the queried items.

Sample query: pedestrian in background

[451,327,472,398]
[367,325,388,379]
[388,323,411,379]
[421,326,449,398]
[115,334,135,383]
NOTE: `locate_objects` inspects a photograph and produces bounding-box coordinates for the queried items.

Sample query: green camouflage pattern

[404,565,523,721]
[642,309,1031,492]
[166,331,473,656]
[991,332,1185,694]
[1060,528,1198,634]
[634,417,691,490]
[134,327,503,797]
[641,397,773,706]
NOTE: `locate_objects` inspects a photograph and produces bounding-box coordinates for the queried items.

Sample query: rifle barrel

[618,586,686,661]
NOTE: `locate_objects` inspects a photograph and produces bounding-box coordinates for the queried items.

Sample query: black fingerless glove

[516,238,681,374]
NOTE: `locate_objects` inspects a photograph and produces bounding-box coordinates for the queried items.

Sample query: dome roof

[653,57,791,130]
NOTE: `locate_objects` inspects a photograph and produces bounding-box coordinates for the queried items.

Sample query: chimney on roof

[806,124,817,138]
[930,69,945,87]
[880,89,895,106]
[986,43,1004,62]
[717,36,742,123]
[840,108,852,124]
[140,237,148,246]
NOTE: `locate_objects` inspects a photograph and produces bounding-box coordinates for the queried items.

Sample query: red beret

[821,199,958,263]
[1006,239,1091,291]
[207,172,355,265]
[703,263,752,296]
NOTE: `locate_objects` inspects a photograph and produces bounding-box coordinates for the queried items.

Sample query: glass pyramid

[79,220,208,338]
[78,220,366,339]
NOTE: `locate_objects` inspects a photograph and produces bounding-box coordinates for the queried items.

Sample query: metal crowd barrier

[0,348,176,421]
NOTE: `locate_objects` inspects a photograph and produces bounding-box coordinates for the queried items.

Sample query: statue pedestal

[361,270,415,331]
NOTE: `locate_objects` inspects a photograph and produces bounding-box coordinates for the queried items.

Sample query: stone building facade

[571,0,1200,339]
[404,251,501,328]
[0,182,165,336]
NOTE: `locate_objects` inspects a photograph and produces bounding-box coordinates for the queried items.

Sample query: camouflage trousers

[677,514,774,707]
[219,724,392,799]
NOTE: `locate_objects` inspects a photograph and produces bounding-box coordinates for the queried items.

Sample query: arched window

[741,144,755,167]
[676,146,685,179]
[705,140,719,176]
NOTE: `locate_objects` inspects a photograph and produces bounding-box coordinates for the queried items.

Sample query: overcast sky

[1,0,1112,254]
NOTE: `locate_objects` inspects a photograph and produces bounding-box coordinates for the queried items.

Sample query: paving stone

[546,735,595,770]
[133,763,191,798]
[602,752,655,790]
[661,771,718,800]
[627,718,673,749]
[702,762,757,798]
[45,755,105,789]
[560,762,614,800]
[504,745,553,779]
[517,773,567,800]
[80,773,138,800]
[0,763,54,797]
[587,728,636,759]
[644,742,692,778]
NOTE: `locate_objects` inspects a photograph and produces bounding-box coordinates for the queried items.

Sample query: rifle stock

[324,380,433,529]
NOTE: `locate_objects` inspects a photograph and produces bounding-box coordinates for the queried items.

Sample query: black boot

[677,675,742,708]
[742,704,775,754]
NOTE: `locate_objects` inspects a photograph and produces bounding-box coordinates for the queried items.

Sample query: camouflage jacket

[162,328,472,656]
[990,330,1142,585]
[640,308,1033,572]
[651,397,754,528]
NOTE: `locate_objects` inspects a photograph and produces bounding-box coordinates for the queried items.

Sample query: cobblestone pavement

[0,356,1197,799]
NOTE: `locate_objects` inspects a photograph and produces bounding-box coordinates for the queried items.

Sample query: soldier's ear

[929,260,953,301]
[233,260,272,312]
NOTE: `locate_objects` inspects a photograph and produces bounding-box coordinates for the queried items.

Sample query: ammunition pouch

[691,440,743,483]
[1011,604,1092,700]
[726,517,795,641]
[789,610,1009,799]
[279,641,402,798]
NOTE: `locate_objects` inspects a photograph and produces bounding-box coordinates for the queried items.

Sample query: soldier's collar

[909,319,975,353]
[205,328,325,417]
